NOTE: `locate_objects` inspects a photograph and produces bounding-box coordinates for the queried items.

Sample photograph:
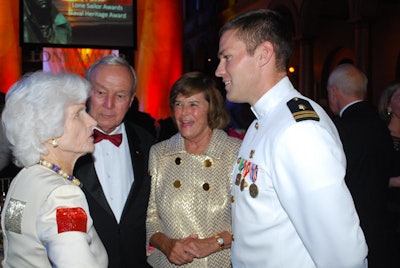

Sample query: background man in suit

[327,63,397,267]
[74,55,155,268]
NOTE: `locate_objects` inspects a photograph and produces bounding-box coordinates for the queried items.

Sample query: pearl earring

[51,139,59,148]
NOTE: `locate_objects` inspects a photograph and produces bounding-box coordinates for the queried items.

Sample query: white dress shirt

[93,123,134,222]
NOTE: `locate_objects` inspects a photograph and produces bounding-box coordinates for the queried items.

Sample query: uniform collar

[251,76,295,120]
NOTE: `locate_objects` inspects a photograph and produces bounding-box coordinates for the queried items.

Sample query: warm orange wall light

[42,48,117,76]
[0,0,183,123]
[135,0,183,121]
[0,1,21,94]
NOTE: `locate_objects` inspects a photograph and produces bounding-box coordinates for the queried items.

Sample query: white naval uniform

[1,164,108,268]
[231,77,368,268]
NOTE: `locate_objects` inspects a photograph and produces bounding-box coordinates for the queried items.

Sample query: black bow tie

[93,129,123,147]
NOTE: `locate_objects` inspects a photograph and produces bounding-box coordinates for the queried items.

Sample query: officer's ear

[256,41,274,68]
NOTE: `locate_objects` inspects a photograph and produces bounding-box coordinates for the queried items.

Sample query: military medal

[249,163,259,198]
[249,183,258,198]
[249,149,255,159]
[235,158,246,186]
[235,173,242,186]
[240,161,251,191]
[240,178,248,191]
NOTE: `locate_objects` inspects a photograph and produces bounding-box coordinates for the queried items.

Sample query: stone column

[297,35,315,99]
[353,19,372,101]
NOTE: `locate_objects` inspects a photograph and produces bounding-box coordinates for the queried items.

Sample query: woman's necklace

[39,159,82,187]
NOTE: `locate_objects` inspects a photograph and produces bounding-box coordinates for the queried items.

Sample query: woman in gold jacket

[146,72,241,267]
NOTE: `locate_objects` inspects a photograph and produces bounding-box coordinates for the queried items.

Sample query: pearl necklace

[39,159,82,187]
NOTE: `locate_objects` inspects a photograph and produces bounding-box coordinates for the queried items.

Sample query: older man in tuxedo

[327,63,398,267]
[74,55,155,268]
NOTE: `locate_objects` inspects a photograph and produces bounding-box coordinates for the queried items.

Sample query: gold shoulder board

[286,97,320,122]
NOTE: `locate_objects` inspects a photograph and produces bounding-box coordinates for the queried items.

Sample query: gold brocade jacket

[146,129,241,267]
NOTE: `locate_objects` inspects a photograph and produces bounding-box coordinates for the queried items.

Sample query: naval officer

[215,9,368,268]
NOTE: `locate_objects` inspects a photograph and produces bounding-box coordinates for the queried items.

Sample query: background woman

[378,82,400,188]
[378,81,400,264]
[1,71,108,267]
[379,82,400,179]
[146,72,241,267]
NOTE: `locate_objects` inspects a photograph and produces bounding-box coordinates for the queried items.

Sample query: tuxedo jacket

[333,101,396,267]
[74,121,156,268]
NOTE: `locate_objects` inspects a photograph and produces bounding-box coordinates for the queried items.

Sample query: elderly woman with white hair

[1,71,108,267]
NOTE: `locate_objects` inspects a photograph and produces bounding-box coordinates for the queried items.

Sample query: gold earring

[51,139,59,148]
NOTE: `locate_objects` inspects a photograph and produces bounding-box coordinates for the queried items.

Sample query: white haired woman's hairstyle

[1,71,90,167]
